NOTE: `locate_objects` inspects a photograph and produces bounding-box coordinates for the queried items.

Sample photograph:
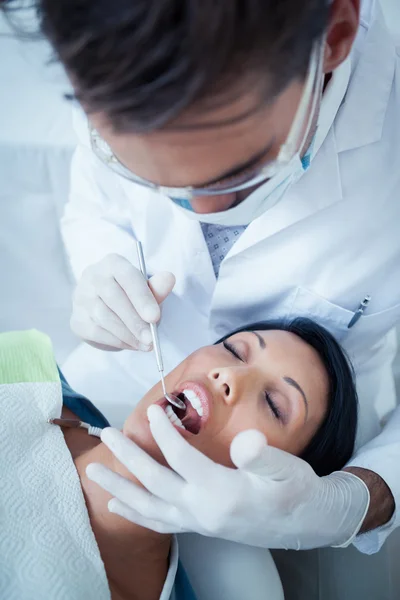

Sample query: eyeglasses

[90,38,325,200]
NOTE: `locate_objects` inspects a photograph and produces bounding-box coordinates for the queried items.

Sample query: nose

[208,366,249,406]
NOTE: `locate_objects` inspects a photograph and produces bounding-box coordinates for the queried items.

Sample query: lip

[178,381,211,423]
[154,380,212,435]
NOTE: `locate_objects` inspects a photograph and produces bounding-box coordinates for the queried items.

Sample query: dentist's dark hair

[218,318,358,477]
[0,0,330,132]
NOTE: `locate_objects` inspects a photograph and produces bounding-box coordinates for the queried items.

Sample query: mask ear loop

[278,34,327,165]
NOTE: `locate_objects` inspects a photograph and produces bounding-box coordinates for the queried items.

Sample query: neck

[71,432,171,600]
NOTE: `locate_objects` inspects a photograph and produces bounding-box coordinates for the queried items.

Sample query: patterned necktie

[201,222,247,278]
[200,144,315,277]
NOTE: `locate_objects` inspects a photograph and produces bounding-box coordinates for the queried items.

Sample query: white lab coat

[62,1,400,598]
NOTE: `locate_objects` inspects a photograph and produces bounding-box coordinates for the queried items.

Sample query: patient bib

[0,330,110,600]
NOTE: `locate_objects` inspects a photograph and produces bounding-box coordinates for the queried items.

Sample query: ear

[323,0,360,74]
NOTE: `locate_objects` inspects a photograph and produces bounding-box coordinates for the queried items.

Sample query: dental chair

[179,535,284,600]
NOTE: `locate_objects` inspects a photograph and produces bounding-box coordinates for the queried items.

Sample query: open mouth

[156,385,209,435]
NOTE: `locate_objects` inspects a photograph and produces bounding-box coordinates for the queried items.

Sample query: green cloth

[0,330,59,384]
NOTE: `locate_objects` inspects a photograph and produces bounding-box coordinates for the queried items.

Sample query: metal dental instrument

[136,241,186,411]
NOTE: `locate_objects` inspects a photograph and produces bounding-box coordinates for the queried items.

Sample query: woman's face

[124,329,329,467]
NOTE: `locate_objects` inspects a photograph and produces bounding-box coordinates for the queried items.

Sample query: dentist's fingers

[95,278,154,347]
[232,429,304,481]
[71,308,135,350]
[87,462,164,518]
[108,498,185,534]
[103,255,160,324]
[230,430,268,470]
[242,443,307,481]
[147,271,176,305]
[91,298,152,350]
[104,270,175,344]
[100,428,184,503]
[147,405,225,486]
[113,263,172,324]
[87,462,187,527]
[72,254,176,351]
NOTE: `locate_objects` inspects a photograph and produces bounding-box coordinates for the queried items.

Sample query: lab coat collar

[334,2,396,152]
[221,127,342,265]
[219,2,395,263]
[219,64,349,262]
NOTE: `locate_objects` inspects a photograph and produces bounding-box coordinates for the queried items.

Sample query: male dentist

[4,0,399,598]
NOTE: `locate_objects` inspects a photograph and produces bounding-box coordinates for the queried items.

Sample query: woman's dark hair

[218,318,358,477]
[1,0,330,132]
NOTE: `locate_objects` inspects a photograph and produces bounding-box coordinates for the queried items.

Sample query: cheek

[191,435,235,468]
[224,409,289,452]
[194,406,292,468]
[163,347,221,388]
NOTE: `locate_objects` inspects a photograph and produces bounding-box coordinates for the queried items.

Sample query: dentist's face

[124,329,329,467]
[85,0,360,214]
[90,81,308,214]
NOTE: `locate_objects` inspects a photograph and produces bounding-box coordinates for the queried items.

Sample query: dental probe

[136,241,186,411]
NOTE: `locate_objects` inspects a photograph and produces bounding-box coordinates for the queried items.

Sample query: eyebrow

[251,331,266,349]
[283,376,309,422]
[250,331,309,422]
[193,139,275,188]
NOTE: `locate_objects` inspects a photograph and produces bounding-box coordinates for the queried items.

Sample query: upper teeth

[165,405,185,429]
[182,389,204,417]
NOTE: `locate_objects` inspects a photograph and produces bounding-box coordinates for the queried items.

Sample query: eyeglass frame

[90,36,326,200]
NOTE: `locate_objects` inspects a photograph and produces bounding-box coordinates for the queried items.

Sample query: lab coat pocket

[288,286,354,342]
[289,286,400,356]
[345,301,400,358]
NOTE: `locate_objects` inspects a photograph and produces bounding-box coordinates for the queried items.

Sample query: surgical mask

[169,147,313,226]
[91,39,325,224]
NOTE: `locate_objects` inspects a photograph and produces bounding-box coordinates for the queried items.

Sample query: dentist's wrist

[327,470,370,548]
[344,467,395,533]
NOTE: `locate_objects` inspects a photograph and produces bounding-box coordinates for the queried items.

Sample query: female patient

[2,318,358,600]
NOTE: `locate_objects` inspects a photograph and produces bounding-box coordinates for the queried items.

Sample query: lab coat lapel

[222,0,396,261]
[335,1,396,152]
[172,208,216,306]
[225,129,343,260]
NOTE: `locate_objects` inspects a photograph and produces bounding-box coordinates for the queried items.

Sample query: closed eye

[265,392,282,421]
[223,340,245,362]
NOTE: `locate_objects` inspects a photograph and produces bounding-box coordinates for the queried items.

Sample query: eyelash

[223,340,244,362]
[265,392,282,421]
[223,340,282,421]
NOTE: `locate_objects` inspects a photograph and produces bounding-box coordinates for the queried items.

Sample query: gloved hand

[87,405,370,550]
[70,254,175,351]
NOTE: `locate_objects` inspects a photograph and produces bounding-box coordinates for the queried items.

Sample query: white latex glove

[86,405,371,550]
[70,254,175,351]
